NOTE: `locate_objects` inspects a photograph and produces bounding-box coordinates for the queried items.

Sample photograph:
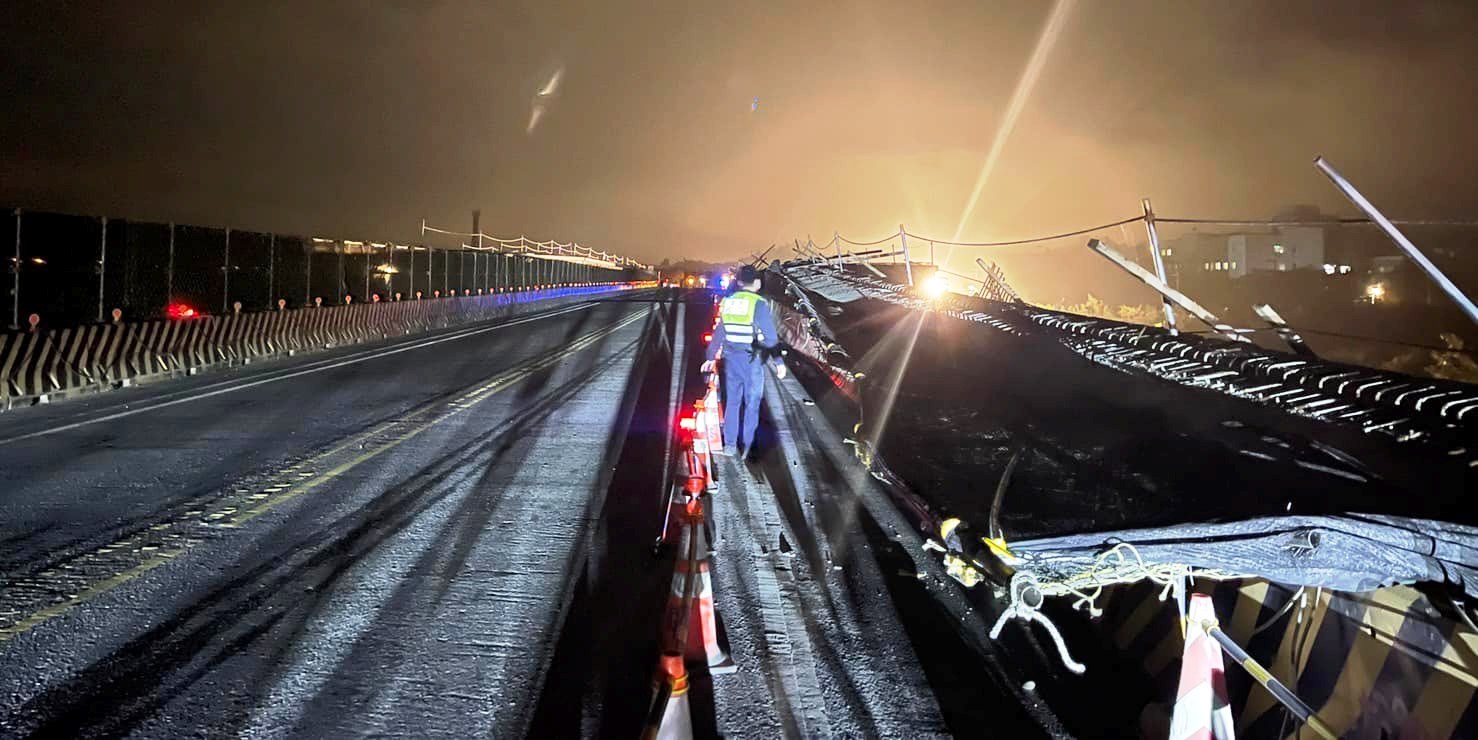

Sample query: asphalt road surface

[0,293,677,737]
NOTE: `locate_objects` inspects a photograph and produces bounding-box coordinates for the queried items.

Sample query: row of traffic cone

[644,310,731,739]
[643,471,734,739]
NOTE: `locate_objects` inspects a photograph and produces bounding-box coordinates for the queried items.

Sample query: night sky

[4,1,1477,271]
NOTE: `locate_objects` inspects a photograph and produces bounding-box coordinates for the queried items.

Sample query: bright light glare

[1366,283,1385,302]
[951,0,1077,242]
[923,274,949,299]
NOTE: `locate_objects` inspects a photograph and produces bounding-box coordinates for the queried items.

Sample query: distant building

[1162,209,1351,281]
[1164,226,1333,279]
[1227,226,1324,277]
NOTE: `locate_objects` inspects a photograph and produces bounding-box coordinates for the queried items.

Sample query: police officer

[701,265,787,457]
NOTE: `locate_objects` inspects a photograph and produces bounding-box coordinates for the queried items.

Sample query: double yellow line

[0,309,646,643]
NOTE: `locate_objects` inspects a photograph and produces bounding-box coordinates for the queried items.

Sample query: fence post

[442,249,448,296]
[409,247,416,298]
[1314,156,1478,325]
[10,208,20,330]
[1141,198,1178,335]
[1087,238,1247,342]
[268,233,276,305]
[96,216,108,322]
[898,224,914,286]
[336,241,345,303]
[304,238,312,306]
[223,227,232,314]
[166,222,176,307]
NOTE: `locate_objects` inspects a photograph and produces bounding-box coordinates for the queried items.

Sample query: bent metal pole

[1142,198,1178,335]
[1315,156,1478,325]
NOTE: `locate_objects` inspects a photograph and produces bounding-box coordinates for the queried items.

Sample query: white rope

[1021,542,1246,619]
[988,572,1087,674]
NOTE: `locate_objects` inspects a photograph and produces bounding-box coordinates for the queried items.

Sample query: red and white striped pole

[1169,593,1235,739]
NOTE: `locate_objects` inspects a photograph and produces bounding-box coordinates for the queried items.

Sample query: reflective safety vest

[719,291,762,348]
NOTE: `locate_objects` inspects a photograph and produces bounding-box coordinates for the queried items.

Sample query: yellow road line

[0,551,181,640]
[0,308,646,643]
[231,311,641,524]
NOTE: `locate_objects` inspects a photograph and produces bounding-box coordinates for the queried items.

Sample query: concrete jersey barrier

[1,283,653,409]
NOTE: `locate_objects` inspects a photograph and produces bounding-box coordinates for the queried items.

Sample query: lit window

[1322,264,1336,275]
[1230,261,1237,270]
[1273,244,1285,254]
[1278,263,1288,271]
[1339,265,1351,274]
[1204,262,1211,270]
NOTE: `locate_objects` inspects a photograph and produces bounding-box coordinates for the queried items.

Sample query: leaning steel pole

[1315,156,1478,325]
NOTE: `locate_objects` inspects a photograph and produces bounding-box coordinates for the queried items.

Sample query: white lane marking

[0,301,614,447]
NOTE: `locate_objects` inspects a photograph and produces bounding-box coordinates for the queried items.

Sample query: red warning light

[166,303,198,320]
[678,416,698,432]
[702,333,712,343]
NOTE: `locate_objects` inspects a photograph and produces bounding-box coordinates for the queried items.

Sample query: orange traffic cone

[687,416,713,489]
[641,652,693,740]
[1170,593,1235,740]
[664,498,735,674]
[676,502,733,676]
[701,381,723,467]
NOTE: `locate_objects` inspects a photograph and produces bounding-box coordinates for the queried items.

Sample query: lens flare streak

[950,0,1077,244]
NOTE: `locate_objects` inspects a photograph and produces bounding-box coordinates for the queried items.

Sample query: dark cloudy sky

[4,0,1477,272]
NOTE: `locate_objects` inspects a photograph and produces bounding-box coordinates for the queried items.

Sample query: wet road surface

[0,294,673,737]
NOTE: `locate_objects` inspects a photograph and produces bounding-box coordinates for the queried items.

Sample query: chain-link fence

[4,208,640,328]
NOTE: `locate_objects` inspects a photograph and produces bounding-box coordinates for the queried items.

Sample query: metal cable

[837,233,900,247]
[904,216,1145,247]
[1250,586,1306,637]
[1158,217,1478,227]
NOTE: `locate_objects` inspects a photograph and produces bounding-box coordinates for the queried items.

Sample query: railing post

[834,231,842,272]
[11,208,21,330]
[268,233,276,305]
[166,222,176,307]
[97,216,107,322]
[1141,198,1178,334]
[304,238,312,306]
[223,227,232,314]
[1315,156,1478,325]
[899,224,914,286]
[1088,238,1247,342]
